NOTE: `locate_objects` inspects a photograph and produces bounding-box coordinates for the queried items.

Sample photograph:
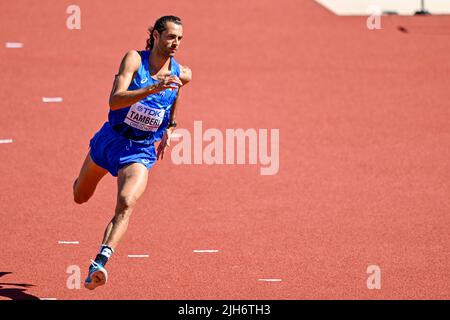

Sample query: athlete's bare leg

[73,150,108,204]
[101,163,148,250]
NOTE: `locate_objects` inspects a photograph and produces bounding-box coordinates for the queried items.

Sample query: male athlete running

[72,15,192,290]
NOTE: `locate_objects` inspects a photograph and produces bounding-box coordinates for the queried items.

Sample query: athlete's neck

[148,49,171,76]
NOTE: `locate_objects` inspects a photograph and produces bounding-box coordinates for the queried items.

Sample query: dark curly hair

[146,15,182,51]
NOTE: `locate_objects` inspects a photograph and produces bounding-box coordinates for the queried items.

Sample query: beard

[155,42,175,57]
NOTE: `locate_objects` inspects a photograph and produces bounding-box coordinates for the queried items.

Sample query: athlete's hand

[157,128,173,160]
[151,74,183,94]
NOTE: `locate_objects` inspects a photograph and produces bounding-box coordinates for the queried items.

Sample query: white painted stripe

[40,298,57,300]
[127,254,149,258]
[171,133,182,139]
[193,250,219,253]
[5,42,23,48]
[58,241,79,245]
[258,279,282,282]
[0,139,13,144]
[42,97,63,103]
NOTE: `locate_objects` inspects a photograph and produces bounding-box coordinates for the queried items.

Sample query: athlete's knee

[115,194,138,213]
[73,187,92,204]
[74,193,91,204]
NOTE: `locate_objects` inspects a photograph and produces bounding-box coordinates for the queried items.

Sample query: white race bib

[124,102,165,132]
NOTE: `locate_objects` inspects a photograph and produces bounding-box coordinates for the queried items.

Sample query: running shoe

[84,259,108,290]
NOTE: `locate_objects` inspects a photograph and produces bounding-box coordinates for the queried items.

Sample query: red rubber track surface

[0,0,449,299]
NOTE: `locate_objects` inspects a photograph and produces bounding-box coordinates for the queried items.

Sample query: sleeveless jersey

[108,50,181,145]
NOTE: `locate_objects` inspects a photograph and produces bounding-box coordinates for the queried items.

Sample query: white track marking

[5,42,23,48]
[58,241,79,245]
[193,250,219,253]
[258,279,282,282]
[127,254,149,258]
[0,139,13,144]
[40,297,57,300]
[171,133,182,139]
[42,97,63,103]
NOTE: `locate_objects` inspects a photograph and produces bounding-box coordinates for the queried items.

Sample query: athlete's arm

[108,50,182,111]
[168,65,192,123]
[157,65,192,160]
[179,65,192,85]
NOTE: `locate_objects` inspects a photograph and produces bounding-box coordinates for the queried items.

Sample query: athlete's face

[155,22,183,57]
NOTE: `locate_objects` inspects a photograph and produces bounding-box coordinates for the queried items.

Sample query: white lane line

[5,42,23,48]
[40,298,57,300]
[127,254,149,258]
[171,133,182,139]
[58,241,79,245]
[42,97,63,103]
[0,139,13,144]
[258,279,282,282]
[193,250,219,253]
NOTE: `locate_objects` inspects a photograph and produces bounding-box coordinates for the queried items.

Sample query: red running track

[0,0,449,299]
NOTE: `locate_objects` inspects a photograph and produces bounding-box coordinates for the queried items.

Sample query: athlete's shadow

[0,272,39,300]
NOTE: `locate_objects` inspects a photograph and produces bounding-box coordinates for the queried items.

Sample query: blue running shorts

[89,122,157,177]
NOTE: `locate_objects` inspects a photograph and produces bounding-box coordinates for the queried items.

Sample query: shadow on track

[0,272,39,300]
